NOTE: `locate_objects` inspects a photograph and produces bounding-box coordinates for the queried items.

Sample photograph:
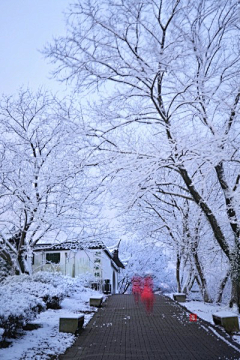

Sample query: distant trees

[117,191,215,302]
[45,0,240,307]
[0,89,92,275]
[118,239,175,294]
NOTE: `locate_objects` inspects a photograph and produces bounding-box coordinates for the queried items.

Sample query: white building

[32,241,124,294]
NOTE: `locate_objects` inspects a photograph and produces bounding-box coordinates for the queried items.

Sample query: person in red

[131,275,142,304]
[141,273,154,314]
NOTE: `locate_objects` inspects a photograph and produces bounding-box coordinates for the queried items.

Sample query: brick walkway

[59,294,240,360]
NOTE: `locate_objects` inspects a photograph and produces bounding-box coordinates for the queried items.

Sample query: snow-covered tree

[0,89,94,275]
[45,0,240,308]
[118,238,175,294]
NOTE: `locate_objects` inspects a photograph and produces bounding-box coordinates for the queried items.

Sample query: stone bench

[59,315,84,334]
[212,312,239,333]
[173,293,186,302]
[89,296,103,307]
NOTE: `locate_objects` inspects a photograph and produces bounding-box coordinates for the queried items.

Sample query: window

[46,253,60,264]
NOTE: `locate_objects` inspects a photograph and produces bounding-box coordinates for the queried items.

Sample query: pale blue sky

[0,0,71,96]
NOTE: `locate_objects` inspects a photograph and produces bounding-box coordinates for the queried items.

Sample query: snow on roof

[107,239,122,252]
[33,240,125,269]
[34,240,106,251]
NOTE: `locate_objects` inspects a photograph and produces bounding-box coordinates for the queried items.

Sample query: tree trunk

[0,250,14,269]
[122,280,131,294]
[26,252,33,276]
[182,272,195,294]
[193,251,212,303]
[176,253,181,293]
[14,258,23,275]
[17,251,28,274]
[179,167,231,258]
[216,269,230,304]
[229,252,240,310]
[215,162,240,310]
[191,235,212,303]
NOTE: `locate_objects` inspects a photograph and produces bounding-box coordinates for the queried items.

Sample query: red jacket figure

[141,275,154,314]
[132,275,142,304]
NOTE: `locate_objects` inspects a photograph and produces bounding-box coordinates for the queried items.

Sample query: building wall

[101,251,118,294]
[33,250,92,276]
[33,248,119,293]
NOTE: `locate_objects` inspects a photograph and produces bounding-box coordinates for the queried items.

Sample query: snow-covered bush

[0,272,98,338]
[31,272,75,308]
[74,272,96,288]
[0,272,75,337]
[0,285,45,337]
[32,271,75,289]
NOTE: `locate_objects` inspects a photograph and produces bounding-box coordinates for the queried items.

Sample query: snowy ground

[0,273,104,360]
[1,280,240,359]
[167,293,240,349]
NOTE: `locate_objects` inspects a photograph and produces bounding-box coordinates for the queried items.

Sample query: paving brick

[59,295,240,360]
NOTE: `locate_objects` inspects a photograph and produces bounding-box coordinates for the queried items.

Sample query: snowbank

[0,272,104,359]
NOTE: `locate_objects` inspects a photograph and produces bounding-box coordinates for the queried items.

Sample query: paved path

[59,294,240,360]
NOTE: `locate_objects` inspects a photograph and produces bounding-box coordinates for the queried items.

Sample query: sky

[0,0,71,96]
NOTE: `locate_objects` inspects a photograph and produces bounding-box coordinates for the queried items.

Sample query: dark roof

[112,249,125,269]
[34,240,106,252]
